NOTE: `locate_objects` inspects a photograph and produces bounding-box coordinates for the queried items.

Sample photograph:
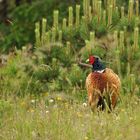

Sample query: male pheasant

[86,56,121,111]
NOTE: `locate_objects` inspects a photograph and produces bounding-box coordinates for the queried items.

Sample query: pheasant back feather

[86,68,121,110]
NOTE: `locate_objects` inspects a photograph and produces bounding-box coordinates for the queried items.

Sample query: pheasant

[86,56,121,111]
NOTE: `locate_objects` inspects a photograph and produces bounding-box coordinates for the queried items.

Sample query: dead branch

[78,62,92,68]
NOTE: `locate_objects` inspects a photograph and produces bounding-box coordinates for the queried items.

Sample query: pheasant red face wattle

[89,56,95,64]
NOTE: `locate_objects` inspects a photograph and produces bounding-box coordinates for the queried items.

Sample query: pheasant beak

[86,59,89,63]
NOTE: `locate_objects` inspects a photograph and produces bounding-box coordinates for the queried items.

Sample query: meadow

[0,94,140,140]
[0,0,140,139]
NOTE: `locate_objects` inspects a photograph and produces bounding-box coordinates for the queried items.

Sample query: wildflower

[32,56,37,60]
[134,101,138,105]
[65,103,69,108]
[129,117,133,121]
[85,114,90,118]
[49,99,54,103]
[44,92,48,97]
[46,110,49,114]
[84,136,89,140]
[83,102,87,107]
[30,109,35,113]
[57,97,62,101]
[21,101,26,106]
[121,108,125,112]
[22,46,27,51]
[53,104,58,108]
[31,99,35,103]
[81,124,84,127]
[77,112,82,118]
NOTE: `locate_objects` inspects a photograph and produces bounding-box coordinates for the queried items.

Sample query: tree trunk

[26,0,32,4]
[15,0,21,6]
[0,0,8,22]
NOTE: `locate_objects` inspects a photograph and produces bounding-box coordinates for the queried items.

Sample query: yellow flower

[65,103,69,107]
[44,92,48,97]
[57,97,62,101]
[28,108,35,113]
[121,108,125,112]
[129,117,133,121]
[21,101,26,106]
[77,112,82,118]
[84,136,89,140]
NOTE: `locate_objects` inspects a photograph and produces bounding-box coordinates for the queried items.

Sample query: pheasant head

[86,56,106,72]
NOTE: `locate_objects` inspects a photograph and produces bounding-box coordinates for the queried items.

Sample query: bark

[0,0,8,22]
[26,0,32,4]
[15,0,21,6]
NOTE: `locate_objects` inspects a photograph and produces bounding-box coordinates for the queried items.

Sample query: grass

[0,93,140,140]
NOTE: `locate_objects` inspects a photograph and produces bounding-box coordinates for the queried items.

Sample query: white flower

[46,110,49,114]
[31,99,35,103]
[53,105,58,108]
[49,99,54,103]
[83,102,87,107]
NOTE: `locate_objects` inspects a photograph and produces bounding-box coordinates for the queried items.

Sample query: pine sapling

[103,10,106,25]
[134,27,139,50]
[97,1,102,23]
[58,30,62,43]
[53,10,59,30]
[115,6,119,15]
[45,32,50,44]
[85,40,92,54]
[114,30,118,49]
[121,6,124,18]
[83,0,90,21]
[42,18,47,45]
[108,5,113,25]
[128,0,134,21]
[136,0,139,17]
[52,27,56,43]
[89,6,92,22]
[115,50,121,79]
[92,0,97,14]
[62,18,67,30]
[90,31,95,48]
[68,7,73,28]
[45,32,51,51]
[130,74,136,94]
[90,31,95,42]
[113,0,116,9]
[119,31,124,53]
[76,5,80,28]
[66,41,71,55]
[35,22,41,47]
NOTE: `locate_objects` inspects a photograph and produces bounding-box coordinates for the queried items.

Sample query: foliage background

[0,0,130,51]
